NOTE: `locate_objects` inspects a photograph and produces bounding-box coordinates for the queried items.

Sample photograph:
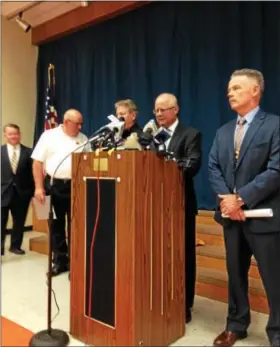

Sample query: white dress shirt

[234,106,259,147]
[31,125,91,179]
[165,118,179,150]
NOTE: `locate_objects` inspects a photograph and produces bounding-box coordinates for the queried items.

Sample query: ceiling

[1,1,84,28]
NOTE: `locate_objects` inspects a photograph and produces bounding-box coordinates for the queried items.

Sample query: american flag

[44,64,58,130]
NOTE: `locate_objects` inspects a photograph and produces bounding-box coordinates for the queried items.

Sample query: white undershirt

[164,118,179,150]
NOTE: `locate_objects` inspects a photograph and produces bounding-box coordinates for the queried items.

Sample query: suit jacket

[166,122,202,215]
[1,144,34,207]
[208,110,280,233]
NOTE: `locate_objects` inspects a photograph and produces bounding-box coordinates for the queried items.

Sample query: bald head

[155,93,178,106]
[63,109,83,122]
[154,93,179,128]
[63,109,83,137]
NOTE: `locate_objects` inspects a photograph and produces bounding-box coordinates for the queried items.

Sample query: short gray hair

[114,99,138,115]
[231,69,264,95]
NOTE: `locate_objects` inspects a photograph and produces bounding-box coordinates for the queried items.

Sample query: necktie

[234,118,247,160]
[11,146,18,174]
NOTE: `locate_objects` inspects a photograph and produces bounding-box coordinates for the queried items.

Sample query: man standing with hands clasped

[209,69,280,347]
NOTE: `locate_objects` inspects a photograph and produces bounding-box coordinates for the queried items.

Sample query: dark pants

[185,212,196,312]
[224,222,280,344]
[1,190,30,251]
[51,193,71,266]
[45,176,71,267]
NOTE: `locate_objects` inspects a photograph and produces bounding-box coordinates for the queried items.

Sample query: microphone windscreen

[143,119,158,134]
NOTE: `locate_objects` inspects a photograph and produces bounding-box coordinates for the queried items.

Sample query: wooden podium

[70,150,185,346]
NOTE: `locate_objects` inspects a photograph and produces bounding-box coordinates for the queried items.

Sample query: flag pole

[29,64,69,347]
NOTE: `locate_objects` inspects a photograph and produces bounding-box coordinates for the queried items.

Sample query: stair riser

[196,281,268,314]
[29,236,48,255]
[197,255,261,279]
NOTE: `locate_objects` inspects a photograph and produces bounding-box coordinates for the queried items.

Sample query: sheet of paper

[32,196,51,220]
[222,208,273,218]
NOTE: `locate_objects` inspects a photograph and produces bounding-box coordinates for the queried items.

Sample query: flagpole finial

[48,63,56,90]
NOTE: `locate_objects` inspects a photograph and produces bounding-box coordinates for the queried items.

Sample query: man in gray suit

[208,69,280,347]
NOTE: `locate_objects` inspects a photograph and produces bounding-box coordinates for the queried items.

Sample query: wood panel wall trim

[32,1,151,46]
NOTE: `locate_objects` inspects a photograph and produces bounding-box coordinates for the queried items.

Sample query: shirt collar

[167,118,179,135]
[7,143,20,150]
[237,106,260,125]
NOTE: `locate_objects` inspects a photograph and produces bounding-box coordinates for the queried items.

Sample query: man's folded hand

[218,194,245,220]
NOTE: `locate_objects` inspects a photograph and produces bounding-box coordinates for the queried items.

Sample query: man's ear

[252,84,260,97]
[131,112,137,122]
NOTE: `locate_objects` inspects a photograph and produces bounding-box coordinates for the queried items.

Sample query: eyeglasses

[153,106,175,115]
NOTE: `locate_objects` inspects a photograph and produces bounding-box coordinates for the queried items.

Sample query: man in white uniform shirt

[32,109,91,276]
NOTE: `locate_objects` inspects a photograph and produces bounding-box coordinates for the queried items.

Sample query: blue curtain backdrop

[35,1,280,210]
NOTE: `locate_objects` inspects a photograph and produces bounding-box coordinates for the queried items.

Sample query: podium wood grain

[70,151,185,346]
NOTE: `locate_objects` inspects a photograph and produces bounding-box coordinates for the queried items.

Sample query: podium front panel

[85,177,116,327]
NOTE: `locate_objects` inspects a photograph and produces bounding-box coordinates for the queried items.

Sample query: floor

[1,316,34,346]
[1,231,270,346]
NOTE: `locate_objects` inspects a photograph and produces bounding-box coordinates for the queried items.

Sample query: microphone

[153,127,171,155]
[92,117,125,137]
[139,119,158,148]
[153,127,171,143]
[143,119,158,134]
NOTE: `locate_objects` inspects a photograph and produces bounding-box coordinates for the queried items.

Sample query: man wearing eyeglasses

[32,109,91,277]
[115,99,143,140]
[154,93,202,323]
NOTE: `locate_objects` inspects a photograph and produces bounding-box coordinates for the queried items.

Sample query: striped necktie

[11,146,18,174]
[234,118,247,160]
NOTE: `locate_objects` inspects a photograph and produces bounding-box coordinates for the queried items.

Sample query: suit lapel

[17,145,25,172]
[235,110,266,170]
[227,120,237,168]
[2,145,13,174]
[167,123,185,153]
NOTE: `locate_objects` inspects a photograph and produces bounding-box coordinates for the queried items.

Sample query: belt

[46,175,71,183]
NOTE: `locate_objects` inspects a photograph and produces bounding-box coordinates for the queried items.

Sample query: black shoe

[49,264,69,277]
[186,309,192,324]
[9,248,25,255]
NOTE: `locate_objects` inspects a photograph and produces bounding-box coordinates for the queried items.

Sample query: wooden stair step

[197,267,264,295]
[197,245,260,279]
[29,235,48,255]
[196,267,268,314]
[197,245,257,265]
[196,223,222,235]
[198,210,215,217]
[196,232,224,247]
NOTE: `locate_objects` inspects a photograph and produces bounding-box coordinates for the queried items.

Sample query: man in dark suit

[153,93,202,323]
[209,69,280,347]
[1,123,34,255]
[115,99,143,140]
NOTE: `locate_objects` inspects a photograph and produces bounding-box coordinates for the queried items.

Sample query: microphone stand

[29,135,104,347]
[29,178,70,347]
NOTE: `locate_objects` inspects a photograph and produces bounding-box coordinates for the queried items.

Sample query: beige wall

[1,16,38,227]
